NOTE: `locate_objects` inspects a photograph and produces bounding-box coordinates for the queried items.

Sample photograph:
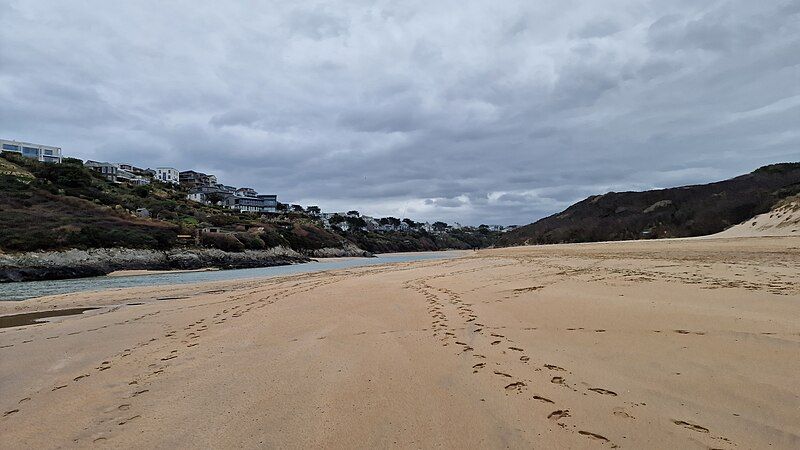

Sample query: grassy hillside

[0,161,178,252]
[497,163,800,246]
[0,153,496,254]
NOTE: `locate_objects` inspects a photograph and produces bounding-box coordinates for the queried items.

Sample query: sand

[1,236,799,449]
[712,196,800,238]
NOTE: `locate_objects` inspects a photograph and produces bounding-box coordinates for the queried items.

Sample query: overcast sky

[1,1,798,225]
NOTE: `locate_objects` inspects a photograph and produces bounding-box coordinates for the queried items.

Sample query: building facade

[84,160,118,181]
[180,170,216,188]
[257,194,278,213]
[1,139,62,163]
[235,187,258,197]
[155,167,179,184]
[222,194,278,213]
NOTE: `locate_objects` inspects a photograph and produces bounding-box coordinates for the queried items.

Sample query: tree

[347,210,360,216]
[205,192,226,205]
[379,216,401,227]
[432,221,449,232]
[345,216,367,230]
[307,206,321,215]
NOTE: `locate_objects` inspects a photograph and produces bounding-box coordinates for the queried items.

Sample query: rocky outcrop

[307,242,374,258]
[0,247,312,282]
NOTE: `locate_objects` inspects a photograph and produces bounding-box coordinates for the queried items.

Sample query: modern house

[180,170,216,188]
[222,194,278,213]
[155,167,179,184]
[223,195,263,213]
[187,185,227,204]
[235,187,258,197]
[117,163,152,178]
[257,194,278,213]
[1,139,62,163]
[84,160,118,181]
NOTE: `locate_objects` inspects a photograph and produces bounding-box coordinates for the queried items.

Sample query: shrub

[259,229,290,248]
[36,164,94,188]
[235,232,265,250]
[200,232,245,252]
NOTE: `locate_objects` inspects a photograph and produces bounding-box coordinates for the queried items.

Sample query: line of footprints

[403,275,733,448]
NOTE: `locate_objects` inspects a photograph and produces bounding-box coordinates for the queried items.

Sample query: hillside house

[155,167,179,184]
[84,160,118,181]
[180,170,216,188]
[1,139,62,163]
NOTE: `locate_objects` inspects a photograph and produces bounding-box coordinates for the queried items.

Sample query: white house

[155,167,179,184]
[1,139,62,163]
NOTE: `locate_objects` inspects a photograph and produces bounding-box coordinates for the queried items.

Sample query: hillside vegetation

[0,153,496,254]
[497,163,800,246]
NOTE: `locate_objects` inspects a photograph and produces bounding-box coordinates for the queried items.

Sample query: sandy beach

[1,237,799,448]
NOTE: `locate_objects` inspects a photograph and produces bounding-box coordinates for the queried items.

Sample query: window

[22,147,39,157]
[2,144,20,151]
[44,149,53,156]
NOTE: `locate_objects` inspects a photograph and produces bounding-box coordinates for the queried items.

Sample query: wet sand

[1,237,799,448]
[106,268,219,277]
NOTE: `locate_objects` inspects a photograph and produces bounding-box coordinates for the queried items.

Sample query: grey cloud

[576,19,621,39]
[0,0,798,226]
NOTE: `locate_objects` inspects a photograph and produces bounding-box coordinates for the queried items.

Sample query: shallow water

[0,307,100,329]
[0,251,459,302]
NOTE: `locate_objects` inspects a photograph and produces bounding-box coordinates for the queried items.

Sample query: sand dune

[713,195,800,238]
[1,237,799,448]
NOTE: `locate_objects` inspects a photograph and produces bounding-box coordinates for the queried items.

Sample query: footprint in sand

[613,408,634,419]
[588,387,617,396]
[130,389,149,398]
[533,395,554,404]
[3,409,19,417]
[551,376,565,384]
[547,410,570,420]
[118,415,141,426]
[505,381,526,392]
[673,419,709,433]
[578,430,610,442]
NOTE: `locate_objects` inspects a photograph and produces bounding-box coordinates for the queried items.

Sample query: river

[0,251,461,302]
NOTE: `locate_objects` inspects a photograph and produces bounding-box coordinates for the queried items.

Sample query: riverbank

[0,245,374,283]
[1,237,798,448]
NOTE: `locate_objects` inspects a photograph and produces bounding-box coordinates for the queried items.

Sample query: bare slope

[497,163,800,246]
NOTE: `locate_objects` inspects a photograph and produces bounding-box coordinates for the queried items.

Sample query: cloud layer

[2,0,798,224]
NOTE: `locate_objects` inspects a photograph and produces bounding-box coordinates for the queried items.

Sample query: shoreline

[106,267,221,277]
[2,236,797,447]
[0,250,466,306]
[0,236,798,447]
